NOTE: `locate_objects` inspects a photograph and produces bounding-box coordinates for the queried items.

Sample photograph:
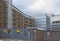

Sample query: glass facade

[35,14,50,30]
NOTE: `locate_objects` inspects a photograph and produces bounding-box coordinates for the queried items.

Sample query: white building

[51,15,60,31]
[35,14,50,30]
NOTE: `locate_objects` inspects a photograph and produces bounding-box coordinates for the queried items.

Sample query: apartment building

[23,16,28,28]
[12,6,23,29]
[23,16,35,29]
[0,0,5,28]
[12,6,35,29]
[29,18,35,27]
[12,6,35,39]
[0,0,35,39]
[0,0,35,29]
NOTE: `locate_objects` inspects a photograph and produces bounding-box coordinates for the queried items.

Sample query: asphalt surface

[0,39,26,41]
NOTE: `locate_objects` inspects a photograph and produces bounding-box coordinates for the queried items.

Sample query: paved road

[0,39,26,41]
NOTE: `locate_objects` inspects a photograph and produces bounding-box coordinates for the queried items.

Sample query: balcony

[0,18,4,21]
[13,19,16,21]
[13,23,16,25]
[23,18,28,20]
[18,25,20,27]
[0,24,4,28]
[13,21,16,23]
[29,24,33,27]
[0,16,2,18]
[13,14,17,17]
[13,26,16,28]
[0,3,1,6]
[4,3,8,8]
[23,21,28,24]
[29,22,33,24]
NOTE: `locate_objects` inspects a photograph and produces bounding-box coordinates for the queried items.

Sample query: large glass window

[53,21,60,23]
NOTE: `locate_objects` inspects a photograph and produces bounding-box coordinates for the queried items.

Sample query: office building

[51,15,60,31]
[35,14,50,30]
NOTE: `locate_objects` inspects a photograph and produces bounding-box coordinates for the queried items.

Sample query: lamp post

[33,29,37,41]
[46,27,50,41]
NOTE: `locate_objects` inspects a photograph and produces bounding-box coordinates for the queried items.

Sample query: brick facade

[0,0,5,28]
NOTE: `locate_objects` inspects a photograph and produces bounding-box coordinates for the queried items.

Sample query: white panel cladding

[35,15,46,19]
[51,15,60,31]
[8,0,12,28]
[51,16,60,22]
[4,0,12,28]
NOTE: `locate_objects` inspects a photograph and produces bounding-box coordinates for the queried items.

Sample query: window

[18,21,21,23]
[0,15,2,18]
[52,21,55,23]
[13,18,16,21]
[0,23,2,27]
[18,17,20,19]
[29,25,33,27]
[18,24,20,27]
[53,21,60,23]
[0,18,4,21]
[13,14,16,17]
[29,22,33,24]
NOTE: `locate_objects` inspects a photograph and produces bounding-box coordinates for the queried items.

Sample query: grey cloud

[12,0,60,17]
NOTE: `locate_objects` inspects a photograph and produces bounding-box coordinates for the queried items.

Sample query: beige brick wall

[12,9,23,28]
[0,0,5,28]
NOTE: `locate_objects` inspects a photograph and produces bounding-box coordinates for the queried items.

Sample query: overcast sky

[12,0,60,17]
